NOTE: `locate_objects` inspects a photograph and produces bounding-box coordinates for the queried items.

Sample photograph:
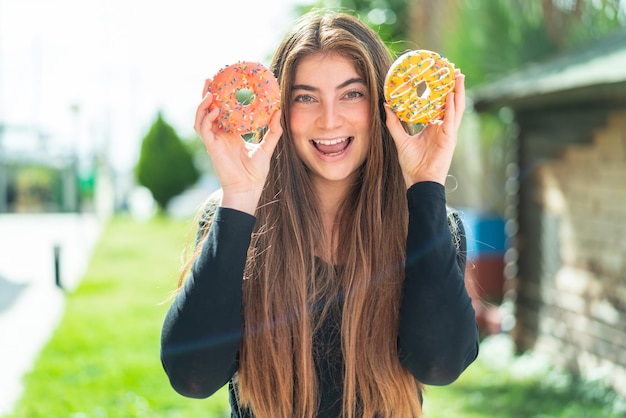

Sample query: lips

[312,137,353,156]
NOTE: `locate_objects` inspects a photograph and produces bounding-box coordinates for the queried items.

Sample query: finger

[194,93,213,127]
[446,90,456,120]
[384,105,408,144]
[207,106,220,124]
[441,91,456,138]
[194,93,216,133]
[454,74,466,129]
[441,73,467,135]
[202,78,212,98]
[259,109,283,157]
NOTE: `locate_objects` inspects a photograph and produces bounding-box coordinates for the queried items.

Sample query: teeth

[313,137,348,145]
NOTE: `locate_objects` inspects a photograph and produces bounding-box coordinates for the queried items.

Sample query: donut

[384,50,456,125]
[208,61,280,135]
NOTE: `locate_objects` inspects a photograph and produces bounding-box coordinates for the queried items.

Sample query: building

[471,30,626,395]
[0,125,82,213]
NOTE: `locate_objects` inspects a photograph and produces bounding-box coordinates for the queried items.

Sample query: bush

[135,112,199,211]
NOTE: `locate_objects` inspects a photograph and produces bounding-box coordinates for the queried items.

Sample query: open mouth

[311,137,353,156]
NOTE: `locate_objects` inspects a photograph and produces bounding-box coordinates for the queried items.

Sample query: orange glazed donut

[384,50,456,125]
[208,61,280,135]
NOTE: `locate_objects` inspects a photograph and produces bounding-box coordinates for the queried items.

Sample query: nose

[317,100,343,129]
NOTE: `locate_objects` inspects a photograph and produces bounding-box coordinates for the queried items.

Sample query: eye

[294,94,315,103]
[344,89,366,100]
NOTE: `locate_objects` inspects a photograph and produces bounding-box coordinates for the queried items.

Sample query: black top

[160,181,479,417]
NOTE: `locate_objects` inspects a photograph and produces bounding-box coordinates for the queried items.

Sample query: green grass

[6,216,626,417]
[423,335,626,418]
[5,215,230,418]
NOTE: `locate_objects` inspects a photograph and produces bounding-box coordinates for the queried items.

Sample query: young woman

[160,10,478,418]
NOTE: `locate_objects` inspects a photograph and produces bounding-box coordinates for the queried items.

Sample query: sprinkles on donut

[384,50,456,125]
[208,61,281,135]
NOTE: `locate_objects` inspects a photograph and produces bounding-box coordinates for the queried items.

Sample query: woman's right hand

[194,79,283,215]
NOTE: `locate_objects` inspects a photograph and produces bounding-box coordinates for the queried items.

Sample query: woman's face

[289,52,371,188]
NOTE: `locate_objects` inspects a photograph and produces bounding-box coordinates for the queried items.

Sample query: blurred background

[1,0,626,417]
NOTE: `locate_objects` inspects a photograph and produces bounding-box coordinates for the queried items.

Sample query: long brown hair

[184,11,423,418]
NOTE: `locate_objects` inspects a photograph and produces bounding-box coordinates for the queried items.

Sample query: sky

[0,0,310,171]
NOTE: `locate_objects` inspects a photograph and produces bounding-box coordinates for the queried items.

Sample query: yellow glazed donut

[384,50,456,125]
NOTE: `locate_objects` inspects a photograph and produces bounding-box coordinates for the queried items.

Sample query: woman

[160,10,478,418]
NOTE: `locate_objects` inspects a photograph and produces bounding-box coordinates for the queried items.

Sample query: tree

[309,0,626,87]
[444,0,626,88]
[293,0,626,213]
[135,112,199,212]
[297,0,415,54]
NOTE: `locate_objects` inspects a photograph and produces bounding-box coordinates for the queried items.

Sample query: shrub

[135,112,199,211]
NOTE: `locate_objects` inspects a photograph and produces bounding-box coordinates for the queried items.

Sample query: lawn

[5,215,625,417]
[423,334,626,417]
[5,215,230,418]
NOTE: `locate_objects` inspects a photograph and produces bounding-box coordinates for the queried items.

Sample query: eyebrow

[292,77,366,92]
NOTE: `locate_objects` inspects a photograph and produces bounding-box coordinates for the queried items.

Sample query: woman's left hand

[385,72,465,188]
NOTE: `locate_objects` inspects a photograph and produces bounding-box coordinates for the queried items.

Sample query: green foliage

[445,0,626,87]
[444,0,547,87]
[297,0,414,54]
[310,0,626,86]
[135,112,200,211]
[6,216,230,417]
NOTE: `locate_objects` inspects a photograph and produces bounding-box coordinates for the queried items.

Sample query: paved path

[0,213,101,417]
